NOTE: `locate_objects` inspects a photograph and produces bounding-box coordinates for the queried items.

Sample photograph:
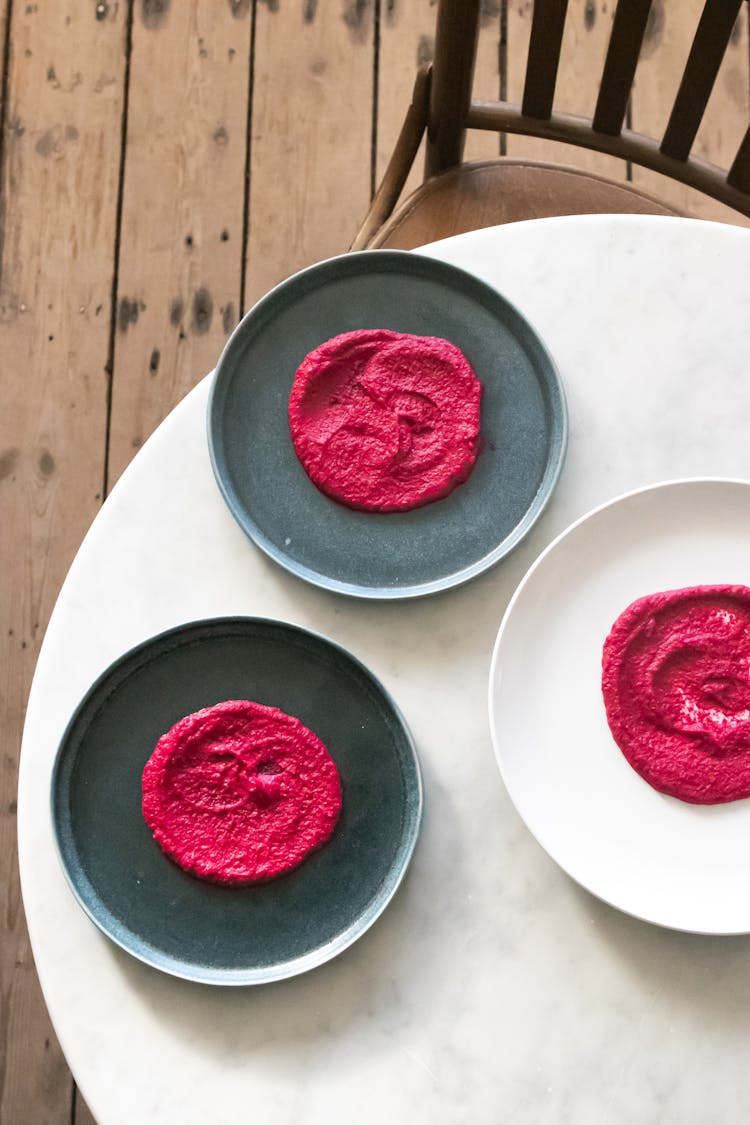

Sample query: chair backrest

[426,0,750,217]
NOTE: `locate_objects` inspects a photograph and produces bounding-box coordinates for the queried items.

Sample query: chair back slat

[727,125,750,192]
[660,0,743,161]
[408,0,750,222]
[425,0,481,175]
[522,0,568,120]
[593,0,652,136]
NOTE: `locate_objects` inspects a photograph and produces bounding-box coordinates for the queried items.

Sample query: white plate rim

[488,475,750,936]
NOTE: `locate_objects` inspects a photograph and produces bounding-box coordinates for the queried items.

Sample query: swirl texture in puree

[288,329,482,511]
[602,585,750,804]
[142,700,342,883]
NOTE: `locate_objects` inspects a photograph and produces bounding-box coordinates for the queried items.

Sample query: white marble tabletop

[19,215,750,1124]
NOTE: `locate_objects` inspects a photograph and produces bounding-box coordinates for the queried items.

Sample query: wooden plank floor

[1,2,748,1122]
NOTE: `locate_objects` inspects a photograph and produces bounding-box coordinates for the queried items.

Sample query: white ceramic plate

[489,478,750,934]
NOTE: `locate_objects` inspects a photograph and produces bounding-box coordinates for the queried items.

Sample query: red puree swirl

[142,700,342,883]
[601,585,750,804]
[288,329,482,512]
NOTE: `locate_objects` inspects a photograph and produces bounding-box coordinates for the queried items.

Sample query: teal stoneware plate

[51,618,422,985]
[208,250,567,599]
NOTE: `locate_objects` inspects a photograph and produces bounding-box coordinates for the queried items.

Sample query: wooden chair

[352,0,750,251]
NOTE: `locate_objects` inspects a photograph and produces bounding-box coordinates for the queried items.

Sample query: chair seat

[369,159,681,249]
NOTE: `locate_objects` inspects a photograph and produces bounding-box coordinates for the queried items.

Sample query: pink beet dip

[142,700,342,883]
[601,585,750,804]
[288,329,482,512]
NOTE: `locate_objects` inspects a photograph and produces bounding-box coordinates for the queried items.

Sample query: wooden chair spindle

[661,0,744,161]
[425,0,482,177]
[727,124,750,192]
[522,0,569,120]
[593,0,653,136]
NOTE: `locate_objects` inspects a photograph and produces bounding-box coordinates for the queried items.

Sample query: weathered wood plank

[73,1088,97,1125]
[0,0,6,113]
[376,0,501,205]
[245,0,375,306]
[0,2,128,1122]
[107,0,253,487]
[506,0,628,181]
[630,0,750,224]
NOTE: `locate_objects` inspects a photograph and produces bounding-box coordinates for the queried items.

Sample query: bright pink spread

[141,700,342,883]
[288,329,482,511]
[601,585,750,804]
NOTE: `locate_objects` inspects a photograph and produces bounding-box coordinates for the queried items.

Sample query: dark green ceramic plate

[208,250,567,599]
[51,618,422,985]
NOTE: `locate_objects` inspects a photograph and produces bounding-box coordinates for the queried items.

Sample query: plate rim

[50,615,424,985]
[488,475,750,936]
[207,248,568,600]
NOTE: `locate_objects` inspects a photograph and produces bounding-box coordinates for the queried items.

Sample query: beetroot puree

[142,700,342,883]
[288,329,482,512]
[602,585,750,804]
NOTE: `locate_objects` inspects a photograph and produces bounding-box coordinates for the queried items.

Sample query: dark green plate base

[52,618,422,985]
[208,250,567,598]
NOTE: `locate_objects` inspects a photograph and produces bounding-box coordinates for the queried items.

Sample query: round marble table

[20,216,750,1124]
